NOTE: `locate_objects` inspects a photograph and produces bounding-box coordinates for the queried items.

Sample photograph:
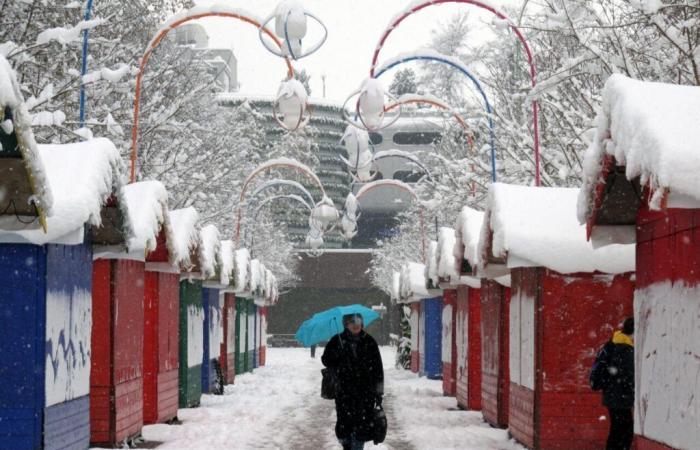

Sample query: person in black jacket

[322,313,384,450]
[601,317,635,450]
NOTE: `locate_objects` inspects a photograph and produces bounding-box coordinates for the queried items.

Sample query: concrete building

[216,94,350,249]
[173,23,238,92]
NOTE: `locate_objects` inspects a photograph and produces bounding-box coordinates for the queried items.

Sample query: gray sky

[193,0,523,103]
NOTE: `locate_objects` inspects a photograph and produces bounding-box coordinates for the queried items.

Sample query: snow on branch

[36,19,106,45]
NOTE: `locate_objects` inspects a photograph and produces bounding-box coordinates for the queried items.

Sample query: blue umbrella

[295,304,380,347]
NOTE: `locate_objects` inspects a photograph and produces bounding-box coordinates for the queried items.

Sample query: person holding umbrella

[322,313,384,450]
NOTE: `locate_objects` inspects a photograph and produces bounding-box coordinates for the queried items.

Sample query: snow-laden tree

[371,0,700,293]
[0,0,303,286]
[389,68,420,97]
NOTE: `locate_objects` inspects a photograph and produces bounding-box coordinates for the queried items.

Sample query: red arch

[369,0,541,186]
[130,11,294,182]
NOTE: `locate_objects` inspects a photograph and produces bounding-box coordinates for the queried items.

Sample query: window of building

[369,132,383,145]
[392,131,442,146]
[393,170,426,183]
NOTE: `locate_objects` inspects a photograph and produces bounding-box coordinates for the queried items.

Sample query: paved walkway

[133,348,521,450]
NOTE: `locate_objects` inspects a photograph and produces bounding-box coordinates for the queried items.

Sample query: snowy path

[139,348,524,450]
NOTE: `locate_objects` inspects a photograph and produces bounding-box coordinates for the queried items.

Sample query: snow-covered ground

[137,347,523,450]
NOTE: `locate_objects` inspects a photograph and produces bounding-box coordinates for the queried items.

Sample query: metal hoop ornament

[272,93,310,131]
[258,10,328,60]
[342,89,403,132]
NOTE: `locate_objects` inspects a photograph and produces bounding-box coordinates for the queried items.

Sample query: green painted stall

[235,297,248,375]
[247,300,256,372]
[178,279,204,408]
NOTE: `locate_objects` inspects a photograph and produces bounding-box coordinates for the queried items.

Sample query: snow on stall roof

[167,207,200,269]
[122,180,168,254]
[218,240,235,287]
[427,240,439,286]
[455,206,485,268]
[234,248,251,294]
[197,224,220,280]
[391,271,401,301]
[578,74,700,221]
[0,138,122,245]
[265,268,273,299]
[482,183,634,274]
[250,259,262,294]
[0,55,53,216]
[437,227,459,283]
[400,261,429,303]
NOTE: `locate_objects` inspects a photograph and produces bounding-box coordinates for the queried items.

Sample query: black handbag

[321,368,337,399]
[372,402,387,445]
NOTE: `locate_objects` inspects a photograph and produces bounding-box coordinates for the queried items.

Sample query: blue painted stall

[0,242,94,450]
[0,60,123,449]
[202,287,222,394]
[421,297,444,380]
[202,288,211,394]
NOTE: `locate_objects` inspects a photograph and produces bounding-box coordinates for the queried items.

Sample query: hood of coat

[612,330,634,347]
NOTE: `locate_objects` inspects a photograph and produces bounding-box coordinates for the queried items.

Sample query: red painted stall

[510,268,634,449]
[143,228,180,425]
[453,206,485,411]
[579,76,700,450]
[479,279,511,429]
[483,183,636,448]
[455,285,481,411]
[434,227,460,396]
[210,240,236,385]
[221,293,237,384]
[441,289,457,396]
[90,181,169,445]
[259,306,269,366]
[410,302,421,373]
[399,262,430,374]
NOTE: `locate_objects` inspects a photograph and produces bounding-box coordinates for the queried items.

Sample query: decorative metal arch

[129,8,294,182]
[249,179,316,209]
[244,193,313,251]
[374,53,496,181]
[370,0,540,185]
[234,159,326,246]
[355,180,427,262]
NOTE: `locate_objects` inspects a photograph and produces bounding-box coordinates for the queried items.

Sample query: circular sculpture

[342,78,402,132]
[273,78,310,131]
[259,0,328,60]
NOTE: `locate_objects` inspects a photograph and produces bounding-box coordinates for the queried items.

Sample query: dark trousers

[606,408,633,450]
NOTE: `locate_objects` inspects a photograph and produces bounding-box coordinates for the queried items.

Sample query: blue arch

[374,55,497,182]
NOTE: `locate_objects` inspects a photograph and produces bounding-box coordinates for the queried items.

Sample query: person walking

[322,313,384,450]
[592,317,635,450]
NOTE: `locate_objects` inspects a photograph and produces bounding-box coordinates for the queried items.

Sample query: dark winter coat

[603,331,635,409]
[321,329,384,441]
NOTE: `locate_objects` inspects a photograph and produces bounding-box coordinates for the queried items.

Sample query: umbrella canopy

[295,304,380,347]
